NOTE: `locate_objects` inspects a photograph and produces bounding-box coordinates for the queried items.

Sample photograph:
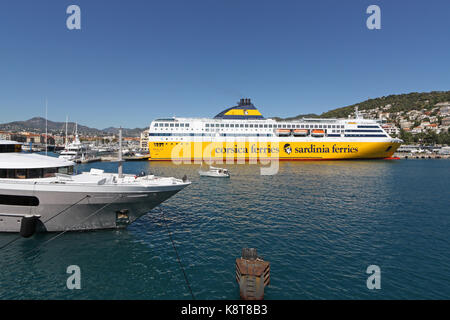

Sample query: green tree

[399,129,414,144]
[437,132,450,145]
[422,131,438,145]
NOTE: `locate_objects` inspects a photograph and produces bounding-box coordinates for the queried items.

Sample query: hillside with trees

[320,91,450,119]
[278,90,450,120]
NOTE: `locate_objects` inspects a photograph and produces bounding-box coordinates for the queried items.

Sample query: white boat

[199,166,230,178]
[439,146,450,155]
[59,135,87,161]
[59,122,94,161]
[0,140,190,233]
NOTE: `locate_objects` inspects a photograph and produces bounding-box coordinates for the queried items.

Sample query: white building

[382,123,400,136]
[399,120,413,129]
[0,131,11,140]
[140,129,149,151]
[438,103,450,116]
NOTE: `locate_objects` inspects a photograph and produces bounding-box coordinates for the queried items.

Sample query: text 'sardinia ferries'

[148,98,403,161]
[0,140,190,233]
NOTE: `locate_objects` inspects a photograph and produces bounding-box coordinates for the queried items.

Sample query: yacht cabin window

[0,166,74,179]
[0,144,22,153]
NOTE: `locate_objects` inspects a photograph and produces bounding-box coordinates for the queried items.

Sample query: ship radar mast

[354,106,363,119]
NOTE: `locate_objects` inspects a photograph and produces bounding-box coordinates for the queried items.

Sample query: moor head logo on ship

[284,143,292,155]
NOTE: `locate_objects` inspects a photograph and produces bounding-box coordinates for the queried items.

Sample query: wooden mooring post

[236,248,270,300]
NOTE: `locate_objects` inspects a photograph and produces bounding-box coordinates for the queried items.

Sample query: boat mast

[45,98,48,156]
[118,127,123,178]
[65,115,68,147]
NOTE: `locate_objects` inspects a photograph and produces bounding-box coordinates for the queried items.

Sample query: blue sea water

[0,159,449,299]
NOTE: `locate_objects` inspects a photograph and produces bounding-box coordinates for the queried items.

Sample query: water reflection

[1,159,448,299]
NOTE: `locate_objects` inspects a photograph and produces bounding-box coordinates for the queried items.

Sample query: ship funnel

[239,98,251,106]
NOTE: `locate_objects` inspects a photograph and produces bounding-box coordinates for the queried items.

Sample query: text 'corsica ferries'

[148,99,402,161]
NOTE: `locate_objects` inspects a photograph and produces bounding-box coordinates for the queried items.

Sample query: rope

[2,195,196,300]
[0,233,22,251]
[22,194,123,257]
[0,194,91,252]
[42,195,91,224]
[29,181,37,216]
[158,206,195,300]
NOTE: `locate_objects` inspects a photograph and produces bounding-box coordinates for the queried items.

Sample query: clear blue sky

[1,0,449,129]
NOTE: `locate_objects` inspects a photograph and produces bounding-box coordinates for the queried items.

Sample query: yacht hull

[0,185,186,232]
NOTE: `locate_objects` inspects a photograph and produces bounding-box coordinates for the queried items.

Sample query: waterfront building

[0,131,11,141]
[382,123,400,136]
[24,133,44,144]
[140,129,150,152]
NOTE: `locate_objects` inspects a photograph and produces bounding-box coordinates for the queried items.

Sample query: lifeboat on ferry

[275,129,291,136]
[293,129,308,136]
[311,129,325,137]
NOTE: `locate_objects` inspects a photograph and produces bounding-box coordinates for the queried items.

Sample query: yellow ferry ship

[148,99,402,161]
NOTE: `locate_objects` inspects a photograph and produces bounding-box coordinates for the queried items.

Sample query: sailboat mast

[118,127,123,178]
[65,115,68,147]
[45,98,48,156]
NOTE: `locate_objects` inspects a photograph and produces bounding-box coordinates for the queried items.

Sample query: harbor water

[0,158,449,299]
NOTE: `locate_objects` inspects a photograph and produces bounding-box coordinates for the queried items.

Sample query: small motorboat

[199,166,230,178]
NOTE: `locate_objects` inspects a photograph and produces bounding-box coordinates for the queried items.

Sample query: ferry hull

[148,140,401,161]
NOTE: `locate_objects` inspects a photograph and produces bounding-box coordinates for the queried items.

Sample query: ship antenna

[118,127,123,178]
[355,106,361,119]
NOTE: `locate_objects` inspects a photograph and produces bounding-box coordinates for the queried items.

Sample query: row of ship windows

[149,132,387,138]
[345,130,383,133]
[0,194,39,206]
[204,124,347,129]
[325,134,387,137]
[150,128,385,135]
[357,126,380,128]
[153,123,347,129]
[153,128,350,134]
[149,133,274,137]
[154,123,190,128]
[0,145,22,153]
[0,166,74,179]
[344,134,387,137]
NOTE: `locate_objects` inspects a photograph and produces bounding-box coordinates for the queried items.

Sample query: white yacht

[0,140,190,233]
[59,133,88,161]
